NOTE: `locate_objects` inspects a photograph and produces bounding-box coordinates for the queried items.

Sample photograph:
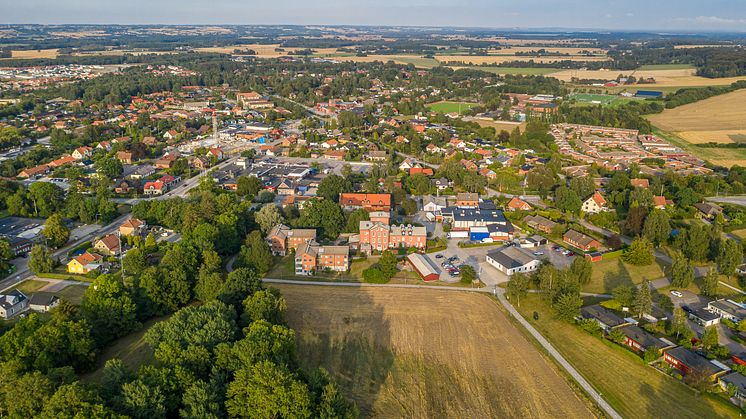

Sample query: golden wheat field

[549,67,746,87]
[194,44,340,57]
[486,46,607,55]
[648,89,746,132]
[7,49,59,59]
[276,285,592,418]
[436,55,610,65]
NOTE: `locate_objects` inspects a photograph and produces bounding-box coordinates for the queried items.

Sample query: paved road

[706,196,746,207]
[262,276,621,419]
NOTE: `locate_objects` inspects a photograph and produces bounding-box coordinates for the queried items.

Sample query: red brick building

[339,193,392,212]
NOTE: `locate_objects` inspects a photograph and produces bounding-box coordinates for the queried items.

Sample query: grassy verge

[37,272,93,282]
[513,294,741,418]
[11,279,48,294]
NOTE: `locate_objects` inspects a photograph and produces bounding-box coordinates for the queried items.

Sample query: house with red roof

[582,191,608,214]
[507,197,532,211]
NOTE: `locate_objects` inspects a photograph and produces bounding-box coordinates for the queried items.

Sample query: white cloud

[675,16,746,25]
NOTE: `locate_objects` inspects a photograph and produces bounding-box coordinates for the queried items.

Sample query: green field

[568,92,639,107]
[637,64,696,70]
[426,101,480,114]
[584,254,668,294]
[11,279,48,294]
[454,66,560,75]
[514,294,740,418]
[56,284,89,305]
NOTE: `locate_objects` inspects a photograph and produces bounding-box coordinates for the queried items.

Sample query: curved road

[261,277,622,419]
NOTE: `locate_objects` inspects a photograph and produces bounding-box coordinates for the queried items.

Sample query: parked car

[533,251,544,256]
[567,252,575,257]
[670,290,684,298]
[435,254,444,259]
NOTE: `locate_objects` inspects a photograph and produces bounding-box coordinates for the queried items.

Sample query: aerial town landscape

[4,2,746,418]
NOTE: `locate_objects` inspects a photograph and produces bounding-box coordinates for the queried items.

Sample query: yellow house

[67,252,103,274]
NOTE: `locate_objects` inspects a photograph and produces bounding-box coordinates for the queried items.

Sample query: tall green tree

[642,209,671,246]
[29,245,55,274]
[239,231,273,275]
[225,361,312,419]
[701,268,720,297]
[622,238,654,266]
[82,274,141,345]
[255,204,284,235]
[43,213,70,248]
[716,238,742,277]
[670,251,694,288]
[634,280,652,318]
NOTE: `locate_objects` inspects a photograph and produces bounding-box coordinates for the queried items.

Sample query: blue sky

[4,0,746,31]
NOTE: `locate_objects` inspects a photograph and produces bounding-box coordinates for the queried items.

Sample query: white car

[670,290,684,298]
[533,251,544,256]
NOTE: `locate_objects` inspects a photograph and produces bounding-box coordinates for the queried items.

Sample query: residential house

[71,146,93,160]
[442,208,513,235]
[294,241,349,275]
[29,292,60,312]
[143,181,165,196]
[581,305,629,333]
[431,177,450,191]
[664,347,727,380]
[707,299,746,323]
[18,164,50,179]
[581,191,607,214]
[0,290,28,319]
[367,150,388,161]
[94,234,121,256]
[563,230,601,252]
[618,325,675,353]
[67,252,103,274]
[630,178,650,188]
[693,202,724,221]
[339,193,392,212]
[455,193,479,208]
[719,373,746,407]
[267,224,317,256]
[685,306,721,327]
[422,195,447,213]
[486,246,541,276]
[116,151,133,164]
[155,155,177,169]
[653,196,673,209]
[357,222,426,253]
[524,215,558,234]
[208,147,224,161]
[119,218,146,237]
[507,197,532,211]
[369,211,391,224]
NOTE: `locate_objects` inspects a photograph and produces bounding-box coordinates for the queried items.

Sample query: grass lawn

[11,279,48,294]
[514,294,740,418]
[426,101,479,115]
[584,254,668,294]
[569,93,638,107]
[81,315,171,382]
[56,284,89,305]
[454,66,560,75]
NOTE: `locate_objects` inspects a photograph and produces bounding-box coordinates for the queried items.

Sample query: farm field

[548,68,746,87]
[194,44,341,58]
[436,55,610,65]
[4,48,59,59]
[426,101,479,114]
[321,54,439,68]
[452,66,560,75]
[485,46,607,55]
[276,285,592,418]
[466,117,526,132]
[637,64,696,70]
[515,294,741,419]
[584,254,668,294]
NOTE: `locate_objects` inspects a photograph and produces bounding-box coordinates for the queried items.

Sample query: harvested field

[466,118,526,132]
[647,89,746,132]
[325,54,439,68]
[6,49,59,59]
[549,68,746,87]
[486,47,607,55]
[195,44,339,58]
[276,285,592,418]
[653,129,746,168]
[437,55,609,65]
[677,130,746,144]
[451,66,560,75]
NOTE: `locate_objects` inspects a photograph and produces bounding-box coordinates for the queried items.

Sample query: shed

[407,253,440,282]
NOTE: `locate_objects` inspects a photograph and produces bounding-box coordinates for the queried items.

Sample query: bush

[362,267,389,284]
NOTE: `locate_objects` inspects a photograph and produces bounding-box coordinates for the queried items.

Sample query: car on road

[670,290,684,298]
[533,251,544,256]
[435,254,444,259]
[567,252,575,257]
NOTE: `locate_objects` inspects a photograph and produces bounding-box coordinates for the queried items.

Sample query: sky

[4,0,746,32]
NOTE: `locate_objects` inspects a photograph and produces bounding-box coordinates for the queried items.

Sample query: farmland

[277,285,592,418]
[5,48,59,59]
[436,55,610,65]
[514,294,741,419]
[548,68,746,88]
[427,101,479,114]
[453,66,560,75]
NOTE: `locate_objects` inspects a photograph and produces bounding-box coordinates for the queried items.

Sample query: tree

[344,209,369,233]
[622,238,654,266]
[220,268,263,308]
[553,293,582,322]
[28,182,63,217]
[670,251,694,288]
[378,251,398,279]
[0,237,11,264]
[123,247,148,276]
[40,382,119,418]
[670,307,693,340]
[716,238,742,277]
[138,267,191,313]
[362,267,388,284]
[623,205,648,237]
[608,328,626,344]
[642,209,671,246]
[701,326,719,351]
[506,272,530,306]
[82,274,141,345]
[29,245,55,274]
[643,347,660,363]
[144,233,158,253]
[554,186,582,214]
[242,289,287,325]
[317,174,351,202]
[189,223,219,252]
[570,257,592,285]
[180,380,224,419]
[460,265,477,284]
[120,379,167,419]
[612,285,635,307]
[225,361,312,419]
[298,199,346,241]
[239,231,273,275]
[701,268,720,297]
[43,213,69,248]
[634,280,652,318]
[237,176,263,199]
[95,157,123,178]
[256,204,284,235]
[400,198,417,215]
[145,300,238,350]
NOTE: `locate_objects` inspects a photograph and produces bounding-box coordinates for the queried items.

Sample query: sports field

[569,93,636,106]
[277,285,592,418]
[515,294,741,419]
[426,101,479,114]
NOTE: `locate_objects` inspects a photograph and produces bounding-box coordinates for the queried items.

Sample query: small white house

[0,290,29,319]
[486,246,541,276]
[29,292,60,313]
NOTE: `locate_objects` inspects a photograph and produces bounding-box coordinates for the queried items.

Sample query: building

[563,230,601,252]
[581,191,607,214]
[266,224,317,256]
[407,253,440,282]
[143,181,165,195]
[67,252,103,274]
[119,218,146,237]
[486,246,541,276]
[422,196,447,213]
[0,290,28,319]
[443,207,512,233]
[719,373,746,407]
[618,325,675,353]
[94,234,121,256]
[339,193,392,212]
[653,196,673,209]
[664,347,727,380]
[523,215,558,234]
[116,151,134,164]
[294,241,349,275]
[581,305,629,333]
[693,202,724,221]
[685,305,721,327]
[28,292,60,312]
[455,192,479,208]
[630,178,650,188]
[707,299,746,323]
[507,197,532,211]
[358,221,427,253]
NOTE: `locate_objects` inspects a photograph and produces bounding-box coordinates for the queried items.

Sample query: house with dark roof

[618,325,675,353]
[29,292,60,313]
[719,372,746,407]
[693,202,724,221]
[684,305,721,327]
[581,305,629,333]
[523,215,558,234]
[0,290,28,319]
[707,299,746,323]
[563,230,601,252]
[664,347,727,380]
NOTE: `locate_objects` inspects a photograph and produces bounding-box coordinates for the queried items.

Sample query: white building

[486,246,541,276]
